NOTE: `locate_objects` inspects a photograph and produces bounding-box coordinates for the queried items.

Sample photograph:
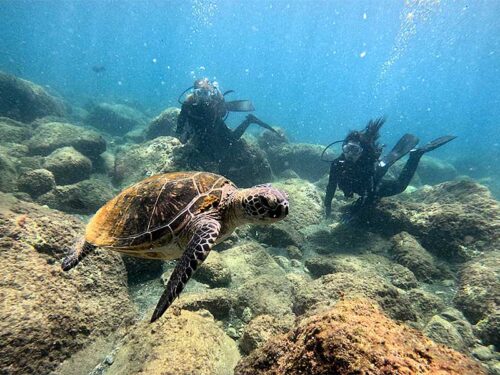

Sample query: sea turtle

[61,171,289,322]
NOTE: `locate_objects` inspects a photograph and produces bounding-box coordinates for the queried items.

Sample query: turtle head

[237,184,289,223]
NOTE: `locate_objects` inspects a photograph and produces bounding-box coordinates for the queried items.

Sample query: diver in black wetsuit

[176,78,277,149]
[324,117,456,221]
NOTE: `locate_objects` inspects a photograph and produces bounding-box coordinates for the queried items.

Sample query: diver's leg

[378,135,456,197]
[377,152,422,197]
[232,114,278,139]
[232,117,253,139]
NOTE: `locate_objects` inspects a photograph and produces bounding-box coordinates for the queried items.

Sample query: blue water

[1,0,499,154]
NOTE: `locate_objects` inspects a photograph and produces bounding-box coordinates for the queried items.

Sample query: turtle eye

[259,196,270,208]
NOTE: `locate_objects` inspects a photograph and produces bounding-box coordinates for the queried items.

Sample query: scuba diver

[323,117,456,221]
[176,78,278,147]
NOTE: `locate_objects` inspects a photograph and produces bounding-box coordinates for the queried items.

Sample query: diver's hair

[345,117,385,161]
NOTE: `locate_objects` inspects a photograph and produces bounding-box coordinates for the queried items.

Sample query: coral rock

[390,231,441,282]
[37,178,115,214]
[235,298,486,375]
[0,117,32,144]
[86,102,148,135]
[144,107,180,140]
[264,142,330,182]
[108,310,240,375]
[17,168,56,197]
[454,252,499,324]
[0,71,66,122]
[239,314,294,355]
[293,271,416,321]
[27,121,106,158]
[113,136,183,187]
[194,250,232,288]
[367,180,500,261]
[43,146,92,185]
[0,193,136,374]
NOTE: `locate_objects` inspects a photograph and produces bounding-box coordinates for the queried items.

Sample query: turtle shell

[85,171,234,256]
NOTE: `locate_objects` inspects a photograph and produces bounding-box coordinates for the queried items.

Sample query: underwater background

[0,1,499,375]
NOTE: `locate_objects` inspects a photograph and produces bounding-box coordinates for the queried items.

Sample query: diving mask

[342,142,363,161]
[193,78,221,104]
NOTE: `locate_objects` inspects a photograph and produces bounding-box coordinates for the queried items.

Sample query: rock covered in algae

[235,298,486,375]
[0,150,18,192]
[0,116,32,144]
[367,180,500,261]
[193,250,232,287]
[85,102,148,135]
[239,314,294,355]
[454,251,499,347]
[0,192,136,375]
[0,71,66,122]
[423,309,476,352]
[27,121,106,158]
[264,142,331,182]
[390,231,441,282]
[292,271,416,321]
[417,155,458,185]
[144,107,180,140]
[107,310,240,375]
[37,178,115,214]
[43,146,92,185]
[113,136,183,187]
[17,168,56,197]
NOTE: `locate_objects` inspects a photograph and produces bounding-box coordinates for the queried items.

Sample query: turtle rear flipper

[61,238,96,271]
[150,218,221,322]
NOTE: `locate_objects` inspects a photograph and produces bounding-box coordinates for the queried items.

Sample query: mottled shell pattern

[84,172,235,258]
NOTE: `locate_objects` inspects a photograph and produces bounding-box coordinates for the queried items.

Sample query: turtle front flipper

[61,238,96,271]
[150,217,221,323]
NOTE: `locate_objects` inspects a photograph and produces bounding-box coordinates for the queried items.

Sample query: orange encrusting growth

[235,298,486,375]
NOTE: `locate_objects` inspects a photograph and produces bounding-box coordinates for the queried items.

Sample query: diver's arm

[324,162,338,218]
[176,104,190,143]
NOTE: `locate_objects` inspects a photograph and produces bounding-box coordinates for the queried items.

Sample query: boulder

[454,251,499,343]
[423,313,475,352]
[107,310,240,375]
[27,122,106,158]
[17,168,56,197]
[176,288,236,320]
[176,138,273,187]
[475,312,499,348]
[292,271,416,321]
[43,146,92,185]
[236,274,294,318]
[0,151,18,192]
[0,117,32,144]
[417,155,458,185]
[0,193,136,375]
[304,253,418,290]
[193,250,232,288]
[264,142,331,181]
[113,136,183,188]
[86,102,148,135]
[144,107,180,140]
[219,242,286,287]
[390,231,441,282]
[37,178,115,214]
[0,71,66,122]
[235,298,485,375]
[366,180,500,261]
[239,314,294,355]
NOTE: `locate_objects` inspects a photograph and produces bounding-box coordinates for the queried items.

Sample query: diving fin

[379,133,420,169]
[225,100,255,112]
[414,135,456,154]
